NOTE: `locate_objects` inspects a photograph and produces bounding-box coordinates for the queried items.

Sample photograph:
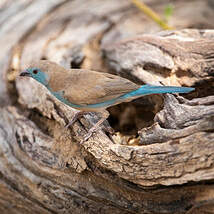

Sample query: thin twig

[131,0,174,30]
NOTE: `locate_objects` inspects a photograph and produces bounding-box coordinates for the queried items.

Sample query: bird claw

[65,115,79,128]
[65,120,75,128]
[65,111,87,128]
[80,126,101,144]
[80,132,93,144]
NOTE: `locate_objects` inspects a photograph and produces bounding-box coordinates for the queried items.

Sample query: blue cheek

[33,74,41,82]
[33,72,48,86]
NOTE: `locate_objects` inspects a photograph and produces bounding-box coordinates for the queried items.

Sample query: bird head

[20,67,50,86]
[19,60,59,86]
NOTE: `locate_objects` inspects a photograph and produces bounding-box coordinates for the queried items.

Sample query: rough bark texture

[1,0,214,213]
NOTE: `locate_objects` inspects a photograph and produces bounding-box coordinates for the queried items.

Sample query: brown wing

[48,69,140,105]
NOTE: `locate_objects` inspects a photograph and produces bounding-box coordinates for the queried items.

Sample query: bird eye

[33,69,38,74]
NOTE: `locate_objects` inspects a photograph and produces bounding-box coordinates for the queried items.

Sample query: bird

[20,60,195,142]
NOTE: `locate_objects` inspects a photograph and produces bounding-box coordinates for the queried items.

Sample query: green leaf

[164,4,174,21]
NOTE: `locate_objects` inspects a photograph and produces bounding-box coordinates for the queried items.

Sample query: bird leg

[65,111,87,128]
[82,110,110,143]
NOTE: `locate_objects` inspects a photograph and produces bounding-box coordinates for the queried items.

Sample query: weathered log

[1,0,214,213]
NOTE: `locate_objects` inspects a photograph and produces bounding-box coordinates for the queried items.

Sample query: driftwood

[0,0,214,213]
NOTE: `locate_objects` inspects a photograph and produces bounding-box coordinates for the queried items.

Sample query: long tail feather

[122,84,195,99]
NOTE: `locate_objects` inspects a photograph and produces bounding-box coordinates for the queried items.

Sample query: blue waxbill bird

[20,60,194,141]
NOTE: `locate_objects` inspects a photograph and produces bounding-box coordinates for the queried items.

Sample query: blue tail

[122,84,195,99]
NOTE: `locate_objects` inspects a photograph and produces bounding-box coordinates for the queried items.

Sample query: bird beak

[20,70,31,77]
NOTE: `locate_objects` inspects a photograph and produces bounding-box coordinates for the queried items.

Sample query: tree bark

[1,0,214,213]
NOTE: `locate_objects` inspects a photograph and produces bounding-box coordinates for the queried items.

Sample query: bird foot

[79,110,110,144]
[65,111,87,128]
[65,118,77,129]
[80,126,101,144]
